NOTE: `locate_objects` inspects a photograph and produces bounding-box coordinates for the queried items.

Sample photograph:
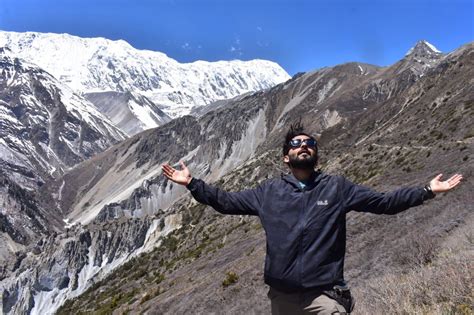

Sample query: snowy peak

[0,31,290,119]
[396,40,444,77]
[0,53,125,187]
[405,40,442,58]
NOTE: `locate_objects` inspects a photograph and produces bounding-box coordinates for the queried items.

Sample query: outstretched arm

[161,161,263,216]
[343,173,463,214]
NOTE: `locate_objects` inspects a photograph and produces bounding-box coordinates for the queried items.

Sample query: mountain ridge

[1,40,472,314]
[0,30,290,119]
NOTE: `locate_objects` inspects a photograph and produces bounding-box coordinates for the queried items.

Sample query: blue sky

[1,0,473,75]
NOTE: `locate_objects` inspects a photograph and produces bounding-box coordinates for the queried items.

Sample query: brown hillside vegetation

[56,42,473,314]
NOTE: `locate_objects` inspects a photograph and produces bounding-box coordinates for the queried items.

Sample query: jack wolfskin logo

[317,200,328,206]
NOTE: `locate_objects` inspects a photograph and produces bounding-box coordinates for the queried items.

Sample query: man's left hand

[429,173,463,193]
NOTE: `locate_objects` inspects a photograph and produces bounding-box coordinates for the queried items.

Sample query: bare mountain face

[0,31,291,121]
[1,41,473,315]
[0,49,126,262]
[84,91,171,136]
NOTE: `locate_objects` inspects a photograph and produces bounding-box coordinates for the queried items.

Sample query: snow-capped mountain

[0,48,125,186]
[0,31,291,118]
[405,40,442,57]
[402,40,443,76]
[0,48,127,264]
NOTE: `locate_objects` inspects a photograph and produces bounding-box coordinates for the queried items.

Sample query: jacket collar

[281,169,323,191]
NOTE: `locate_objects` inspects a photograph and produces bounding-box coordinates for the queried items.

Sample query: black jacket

[187,171,430,292]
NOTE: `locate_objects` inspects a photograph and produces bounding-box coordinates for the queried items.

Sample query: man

[161,123,463,315]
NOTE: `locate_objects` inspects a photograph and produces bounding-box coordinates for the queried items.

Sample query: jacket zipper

[298,188,308,286]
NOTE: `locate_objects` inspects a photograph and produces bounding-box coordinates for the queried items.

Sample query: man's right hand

[162,161,193,186]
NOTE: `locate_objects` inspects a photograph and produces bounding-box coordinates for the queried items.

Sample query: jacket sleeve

[186,178,264,216]
[340,176,431,215]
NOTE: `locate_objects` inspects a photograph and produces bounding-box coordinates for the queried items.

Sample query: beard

[288,153,318,170]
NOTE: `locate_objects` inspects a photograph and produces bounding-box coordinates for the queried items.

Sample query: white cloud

[181,42,203,52]
[228,46,242,56]
[229,35,243,56]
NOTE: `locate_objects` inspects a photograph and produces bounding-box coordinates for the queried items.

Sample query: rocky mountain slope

[1,41,472,315]
[0,31,290,120]
[84,91,171,136]
[0,48,126,262]
[0,48,125,179]
[0,28,288,271]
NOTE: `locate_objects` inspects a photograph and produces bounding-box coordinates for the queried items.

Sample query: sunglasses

[289,138,317,148]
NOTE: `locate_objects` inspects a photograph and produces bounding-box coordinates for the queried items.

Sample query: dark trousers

[268,287,347,315]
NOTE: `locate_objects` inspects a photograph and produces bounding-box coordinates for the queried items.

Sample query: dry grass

[354,223,474,315]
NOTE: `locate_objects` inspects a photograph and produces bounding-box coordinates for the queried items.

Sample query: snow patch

[423,41,441,53]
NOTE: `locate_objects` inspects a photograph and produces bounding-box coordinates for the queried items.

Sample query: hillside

[56,42,473,314]
[1,41,472,315]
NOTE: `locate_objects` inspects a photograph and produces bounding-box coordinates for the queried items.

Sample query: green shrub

[162,235,179,252]
[154,272,165,283]
[222,271,239,287]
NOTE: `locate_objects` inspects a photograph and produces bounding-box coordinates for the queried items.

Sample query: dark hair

[282,122,315,156]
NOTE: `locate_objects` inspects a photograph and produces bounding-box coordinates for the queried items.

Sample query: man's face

[284,135,318,170]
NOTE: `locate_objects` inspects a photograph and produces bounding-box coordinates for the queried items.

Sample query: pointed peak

[405,40,442,57]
